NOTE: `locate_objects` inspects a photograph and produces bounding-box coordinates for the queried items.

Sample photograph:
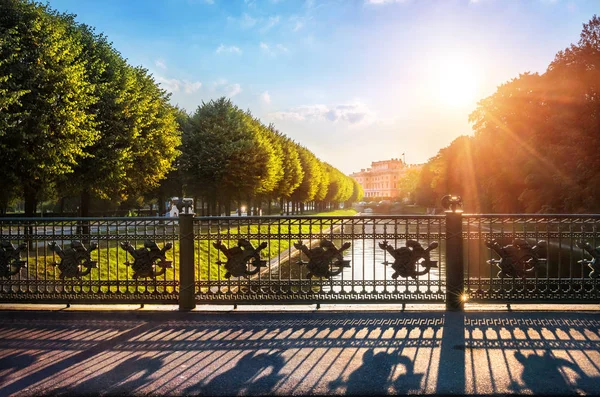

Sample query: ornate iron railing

[0,217,179,303]
[463,214,600,302]
[0,211,599,308]
[192,215,445,304]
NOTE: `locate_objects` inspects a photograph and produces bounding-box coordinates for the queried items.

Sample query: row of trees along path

[0,0,363,217]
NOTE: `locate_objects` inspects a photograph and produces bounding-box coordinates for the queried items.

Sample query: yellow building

[350,158,419,199]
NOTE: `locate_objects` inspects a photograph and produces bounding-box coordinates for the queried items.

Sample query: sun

[432,58,482,109]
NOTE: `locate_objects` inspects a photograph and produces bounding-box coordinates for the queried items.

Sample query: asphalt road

[0,307,599,396]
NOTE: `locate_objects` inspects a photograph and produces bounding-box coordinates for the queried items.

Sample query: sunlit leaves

[0,0,97,213]
[415,15,600,213]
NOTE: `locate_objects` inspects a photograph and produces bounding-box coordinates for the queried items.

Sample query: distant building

[350,158,421,199]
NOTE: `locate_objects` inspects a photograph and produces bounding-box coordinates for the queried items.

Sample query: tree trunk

[23,184,37,217]
[211,199,217,216]
[158,193,166,216]
[78,190,91,243]
[255,199,261,216]
[80,190,91,217]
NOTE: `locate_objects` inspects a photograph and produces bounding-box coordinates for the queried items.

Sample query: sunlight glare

[433,58,481,108]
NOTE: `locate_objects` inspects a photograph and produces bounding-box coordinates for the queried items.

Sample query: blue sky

[49,0,599,174]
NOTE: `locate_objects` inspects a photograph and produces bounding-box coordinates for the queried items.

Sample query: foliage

[0,0,356,215]
[347,178,364,205]
[271,130,303,199]
[411,15,600,213]
[0,0,98,214]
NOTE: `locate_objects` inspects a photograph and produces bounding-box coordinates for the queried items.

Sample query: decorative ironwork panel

[0,217,179,303]
[463,215,600,302]
[193,215,446,304]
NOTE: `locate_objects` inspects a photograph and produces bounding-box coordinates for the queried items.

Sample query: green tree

[346,178,364,206]
[181,98,278,214]
[0,0,98,215]
[119,67,181,206]
[289,146,321,210]
[396,167,420,203]
[314,159,329,211]
[269,129,303,213]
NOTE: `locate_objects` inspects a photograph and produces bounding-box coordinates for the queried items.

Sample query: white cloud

[293,20,303,31]
[226,83,242,97]
[155,59,167,71]
[240,13,258,28]
[212,78,228,88]
[289,15,312,33]
[261,91,271,104]
[156,76,181,93]
[216,44,242,54]
[209,79,242,97]
[260,42,289,56]
[156,76,202,94]
[184,81,202,93]
[270,101,377,125]
[261,15,281,32]
[227,13,261,29]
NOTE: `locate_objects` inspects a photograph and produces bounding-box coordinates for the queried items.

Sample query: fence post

[444,196,464,311]
[179,208,196,311]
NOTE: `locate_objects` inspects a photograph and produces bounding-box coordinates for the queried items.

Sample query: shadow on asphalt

[0,310,597,395]
[328,349,424,395]
[184,350,286,396]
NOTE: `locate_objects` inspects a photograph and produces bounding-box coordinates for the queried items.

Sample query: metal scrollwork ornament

[486,239,546,279]
[576,240,600,278]
[294,239,351,279]
[379,240,439,279]
[120,240,172,279]
[0,241,27,278]
[213,239,268,278]
[49,241,97,279]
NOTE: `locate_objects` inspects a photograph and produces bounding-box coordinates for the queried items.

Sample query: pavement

[0,304,599,396]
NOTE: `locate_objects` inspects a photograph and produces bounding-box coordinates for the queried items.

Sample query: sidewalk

[0,306,599,395]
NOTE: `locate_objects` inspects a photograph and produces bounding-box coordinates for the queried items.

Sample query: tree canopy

[401,15,600,214]
[0,0,373,216]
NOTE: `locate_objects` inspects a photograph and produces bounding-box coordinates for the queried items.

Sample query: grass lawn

[20,209,358,289]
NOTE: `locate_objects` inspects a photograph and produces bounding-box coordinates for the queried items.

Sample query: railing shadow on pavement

[462,312,600,395]
[0,310,598,395]
[51,353,167,396]
[0,352,36,385]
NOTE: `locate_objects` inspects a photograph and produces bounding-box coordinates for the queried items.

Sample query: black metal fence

[0,211,599,309]
[192,215,445,304]
[0,217,179,303]
[463,214,600,303]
